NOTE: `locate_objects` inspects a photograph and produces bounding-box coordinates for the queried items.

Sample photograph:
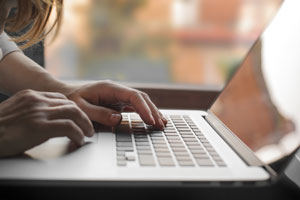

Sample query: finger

[43,98,76,107]
[101,103,126,112]
[38,91,68,100]
[78,98,122,126]
[31,91,74,107]
[159,111,168,124]
[121,105,136,112]
[115,89,155,125]
[46,119,85,146]
[141,93,166,129]
[47,105,94,137]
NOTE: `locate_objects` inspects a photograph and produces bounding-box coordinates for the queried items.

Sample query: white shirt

[0,32,20,61]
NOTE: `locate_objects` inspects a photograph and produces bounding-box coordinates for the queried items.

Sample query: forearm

[0,51,75,95]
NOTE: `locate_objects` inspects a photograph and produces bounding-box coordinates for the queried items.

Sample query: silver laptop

[0,0,298,184]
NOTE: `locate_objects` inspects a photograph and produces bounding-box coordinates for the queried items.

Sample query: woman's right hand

[0,89,94,158]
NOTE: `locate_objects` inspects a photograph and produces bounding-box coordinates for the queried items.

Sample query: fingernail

[88,129,95,137]
[159,119,165,129]
[150,116,156,125]
[162,116,168,123]
[80,139,85,146]
[110,114,122,124]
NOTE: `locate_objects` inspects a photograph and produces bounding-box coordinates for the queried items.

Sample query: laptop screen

[210,0,300,163]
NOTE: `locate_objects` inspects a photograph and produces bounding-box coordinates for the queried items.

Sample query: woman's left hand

[66,81,167,129]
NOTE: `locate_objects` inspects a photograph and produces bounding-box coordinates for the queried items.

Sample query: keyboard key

[115,126,130,133]
[117,151,125,156]
[175,156,192,161]
[174,151,190,156]
[178,160,195,167]
[116,134,132,142]
[216,160,227,167]
[186,142,200,146]
[136,146,151,150]
[151,137,165,141]
[164,130,177,133]
[117,142,133,147]
[195,158,214,167]
[135,142,150,146]
[186,122,195,125]
[211,154,221,159]
[179,131,194,136]
[182,138,197,142]
[138,155,156,166]
[135,138,149,142]
[197,135,206,138]
[173,121,185,124]
[150,132,163,136]
[169,143,185,147]
[117,161,127,166]
[153,144,168,148]
[126,155,136,161]
[150,134,163,138]
[117,146,134,151]
[134,135,148,138]
[177,128,190,131]
[166,136,181,140]
[165,132,178,136]
[137,150,153,155]
[213,157,223,162]
[152,140,166,144]
[132,130,146,134]
[172,147,188,152]
[173,122,186,125]
[200,138,209,142]
[170,115,182,118]
[188,146,204,150]
[158,157,175,166]
[164,126,176,129]
[154,148,170,152]
[168,139,183,143]
[174,125,186,129]
[209,151,219,156]
[190,149,206,154]
[156,152,172,157]
[117,156,126,161]
[205,147,215,151]
[165,125,174,128]
[193,154,209,159]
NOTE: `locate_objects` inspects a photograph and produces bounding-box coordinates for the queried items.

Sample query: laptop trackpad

[24,133,98,160]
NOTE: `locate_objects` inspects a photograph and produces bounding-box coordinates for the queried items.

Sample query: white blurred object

[257,0,300,163]
[171,0,200,28]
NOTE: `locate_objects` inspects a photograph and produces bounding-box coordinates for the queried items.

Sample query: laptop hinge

[205,110,277,177]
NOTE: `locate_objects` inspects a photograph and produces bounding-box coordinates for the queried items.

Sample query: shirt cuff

[0,32,20,61]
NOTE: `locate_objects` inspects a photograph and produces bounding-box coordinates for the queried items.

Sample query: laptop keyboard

[115,114,227,168]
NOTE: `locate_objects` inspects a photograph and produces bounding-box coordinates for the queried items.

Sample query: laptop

[0,0,299,185]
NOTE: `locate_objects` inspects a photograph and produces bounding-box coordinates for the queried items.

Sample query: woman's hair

[6,0,63,49]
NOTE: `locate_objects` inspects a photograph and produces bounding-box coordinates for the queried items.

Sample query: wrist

[36,73,77,96]
[53,82,77,96]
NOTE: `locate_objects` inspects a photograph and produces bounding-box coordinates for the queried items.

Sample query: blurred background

[45,0,300,164]
[45,0,281,88]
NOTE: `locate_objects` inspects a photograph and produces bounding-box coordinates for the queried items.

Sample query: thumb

[78,98,122,126]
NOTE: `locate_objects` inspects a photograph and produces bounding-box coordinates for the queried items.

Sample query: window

[45,0,281,89]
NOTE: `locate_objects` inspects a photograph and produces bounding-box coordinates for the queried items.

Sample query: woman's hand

[0,89,93,157]
[67,81,167,129]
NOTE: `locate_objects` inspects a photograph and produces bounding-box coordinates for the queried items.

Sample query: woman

[0,0,166,157]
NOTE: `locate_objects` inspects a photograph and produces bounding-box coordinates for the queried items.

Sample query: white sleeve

[0,32,20,61]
